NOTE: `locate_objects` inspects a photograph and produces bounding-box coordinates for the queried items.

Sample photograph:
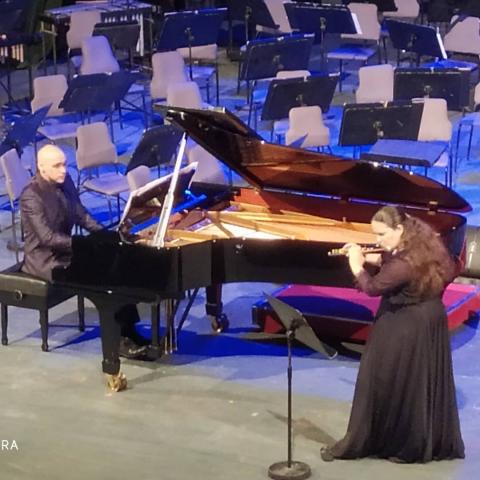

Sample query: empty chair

[166,81,203,110]
[66,10,102,50]
[444,16,480,56]
[256,0,292,35]
[80,36,146,129]
[31,74,68,117]
[416,98,452,142]
[268,70,311,140]
[176,43,220,105]
[248,69,311,130]
[383,0,420,20]
[0,149,32,261]
[66,10,102,73]
[285,106,330,151]
[127,165,152,191]
[76,122,129,222]
[327,2,382,91]
[80,35,120,75]
[187,144,229,185]
[356,64,394,103]
[31,74,80,142]
[150,51,188,102]
[415,98,453,183]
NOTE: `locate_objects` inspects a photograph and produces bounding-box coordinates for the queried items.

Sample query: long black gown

[330,252,465,462]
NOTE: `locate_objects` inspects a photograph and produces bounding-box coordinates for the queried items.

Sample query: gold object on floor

[106,373,127,392]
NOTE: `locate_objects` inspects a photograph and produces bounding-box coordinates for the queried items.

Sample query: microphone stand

[268,319,311,480]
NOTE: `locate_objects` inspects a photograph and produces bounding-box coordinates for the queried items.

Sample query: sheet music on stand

[261,73,339,121]
[339,101,424,146]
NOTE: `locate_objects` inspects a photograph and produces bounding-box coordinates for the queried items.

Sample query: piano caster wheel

[106,372,127,392]
[211,314,229,333]
[41,343,49,352]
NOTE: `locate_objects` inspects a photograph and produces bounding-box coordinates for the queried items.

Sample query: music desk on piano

[39,0,153,73]
[52,106,471,390]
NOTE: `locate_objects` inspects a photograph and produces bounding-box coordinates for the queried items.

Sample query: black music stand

[261,73,339,122]
[385,19,447,66]
[240,34,314,83]
[59,74,113,116]
[228,0,278,45]
[394,68,470,111]
[156,8,226,80]
[339,101,423,147]
[284,3,358,70]
[59,72,140,138]
[266,294,336,480]
[127,125,184,173]
[0,105,50,157]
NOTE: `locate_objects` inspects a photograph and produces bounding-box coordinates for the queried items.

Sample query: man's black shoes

[119,337,149,360]
[122,329,151,346]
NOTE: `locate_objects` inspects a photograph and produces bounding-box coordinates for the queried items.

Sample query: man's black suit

[20,173,141,337]
[20,173,102,281]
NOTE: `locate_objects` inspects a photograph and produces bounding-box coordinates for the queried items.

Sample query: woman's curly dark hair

[372,206,454,298]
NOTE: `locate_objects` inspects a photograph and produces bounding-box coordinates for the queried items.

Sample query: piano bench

[0,263,85,352]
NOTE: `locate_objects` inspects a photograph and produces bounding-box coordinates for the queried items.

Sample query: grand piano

[52,106,470,390]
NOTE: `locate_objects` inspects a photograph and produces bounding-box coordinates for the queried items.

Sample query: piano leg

[87,293,128,392]
[205,284,229,333]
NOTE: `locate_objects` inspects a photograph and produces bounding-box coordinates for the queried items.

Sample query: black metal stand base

[268,461,311,480]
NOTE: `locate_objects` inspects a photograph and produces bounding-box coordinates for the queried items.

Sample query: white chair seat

[38,122,79,141]
[128,83,145,95]
[83,173,129,196]
[327,45,376,61]
[291,132,330,148]
[177,44,217,60]
[191,65,216,80]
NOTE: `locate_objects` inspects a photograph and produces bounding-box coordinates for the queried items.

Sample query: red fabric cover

[260,283,480,342]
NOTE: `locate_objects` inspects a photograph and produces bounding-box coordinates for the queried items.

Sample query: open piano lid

[118,163,197,233]
[161,106,471,213]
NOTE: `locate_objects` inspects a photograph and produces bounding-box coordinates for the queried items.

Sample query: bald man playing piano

[20,144,149,359]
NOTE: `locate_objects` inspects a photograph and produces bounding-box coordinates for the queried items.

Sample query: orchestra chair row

[327,2,382,92]
[0,263,85,353]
